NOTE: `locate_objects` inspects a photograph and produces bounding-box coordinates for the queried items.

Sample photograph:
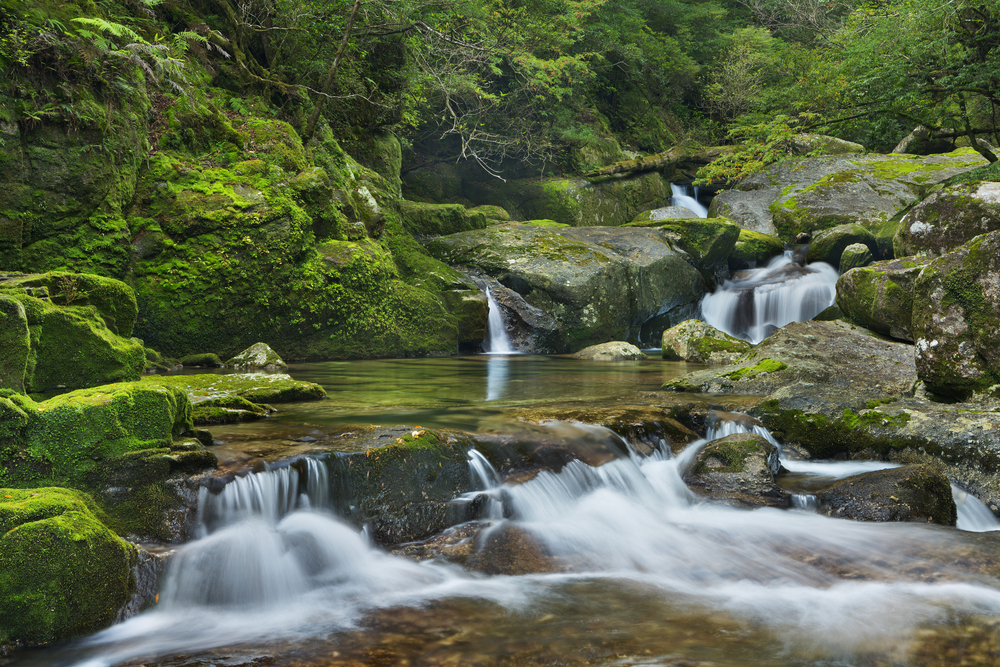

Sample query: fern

[71,17,144,44]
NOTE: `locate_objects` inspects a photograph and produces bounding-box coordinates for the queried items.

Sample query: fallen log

[582,146,731,179]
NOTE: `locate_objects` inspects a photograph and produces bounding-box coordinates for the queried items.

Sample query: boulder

[479,278,561,353]
[400,201,489,237]
[839,243,873,272]
[0,488,138,645]
[570,341,647,360]
[815,465,956,525]
[683,433,790,508]
[0,296,29,392]
[661,319,752,364]
[805,223,879,267]
[142,372,326,406]
[708,149,987,241]
[836,257,932,342]
[426,225,706,352]
[0,271,139,337]
[467,524,558,575]
[912,230,1000,399]
[179,353,222,367]
[727,229,785,271]
[894,181,1000,258]
[789,133,865,156]
[631,206,700,222]
[623,217,741,280]
[225,342,288,370]
[468,205,511,221]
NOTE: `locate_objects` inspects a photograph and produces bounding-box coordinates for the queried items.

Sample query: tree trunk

[582,146,731,179]
[301,0,363,145]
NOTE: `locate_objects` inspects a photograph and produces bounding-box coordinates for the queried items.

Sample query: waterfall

[484,287,514,354]
[700,253,838,344]
[670,183,708,218]
[953,485,1000,532]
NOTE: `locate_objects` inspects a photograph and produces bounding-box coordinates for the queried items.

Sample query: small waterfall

[953,485,1000,532]
[700,253,838,344]
[670,183,708,218]
[484,287,514,354]
[791,494,819,511]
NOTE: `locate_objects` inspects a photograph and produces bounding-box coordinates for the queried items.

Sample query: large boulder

[0,271,139,337]
[683,433,790,508]
[225,342,288,370]
[661,319,752,364]
[894,181,1000,258]
[838,243,873,272]
[911,230,1000,399]
[623,217,741,280]
[709,150,987,241]
[789,133,865,156]
[0,488,138,645]
[631,206,700,222]
[805,223,880,268]
[836,257,932,342]
[816,465,956,525]
[426,225,706,352]
[400,201,490,237]
[727,229,785,271]
[570,341,647,360]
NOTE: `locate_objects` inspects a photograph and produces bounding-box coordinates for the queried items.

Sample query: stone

[911,230,1000,399]
[708,149,987,240]
[836,256,932,342]
[683,433,790,508]
[805,223,879,267]
[477,277,561,353]
[0,296,29,392]
[468,205,511,221]
[727,229,785,272]
[789,133,865,156]
[400,201,490,237]
[570,341,647,360]
[225,342,288,370]
[142,372,326,405]
[179,353,222,367]
[839,242,873,272]
[661,319,752,364]
[894,181,1000,258]
[467,524,557,575]
[630,206,700,222]
[816,465,956,526]
[0,272,139,337]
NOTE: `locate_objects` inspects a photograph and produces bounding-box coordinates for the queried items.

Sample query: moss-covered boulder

[816,465,956,525]
[468,205,511,221]
[0,487,137,645]
[838,243,873,272]
[630,206,699,222]
[709,149,987,241]
[225,342,288,369]
[570,341,646,360]
[0,296,30,392]
[912,230,1000,399]
[0,271,138,337]
[805,223,879,268]
[661,319,751,364]
[727,229,785,272]
[683,433,789,508]
[836,256,932,342]
[625,217,741,279]
[400,201,490,237]
[179,353,222,368]
[894,181,1000,258]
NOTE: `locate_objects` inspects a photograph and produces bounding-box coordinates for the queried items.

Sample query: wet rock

[894,181,1000,258]
[727,229,785,272]
[0,296,29,391]
[477,277,561,353]
[179,353,222,368]
[911,230,1000,399]
[467,523,558,575]
[225,342,288,370]
[392,521,485,565]
[426,224,705,352]
[836,256,931,342]
[623,217,741,281]
[815,465,956,525]
[143,372,326,405]
[805,223,879,268]
[571,341,646,360]
[661,319,752,364]
[683,433,790,508]
[708,150,987,240]
[839,242,873,272]
[630,205,700,222]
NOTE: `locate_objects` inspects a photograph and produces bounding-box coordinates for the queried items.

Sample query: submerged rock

[661,319,751,364]
[816,465,956,526]
[895,181,1000,258]
[468,524,559,575]
[683,433,790,508]
[225,342,288,370]
[836,256,932,342]
[570,341,647,360]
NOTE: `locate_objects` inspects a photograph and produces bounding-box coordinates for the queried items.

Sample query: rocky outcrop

[805,223,879,268]
[815,465,956,525]
[836,257,932,342]
[400,201,491,237]
[708,150,987,241]
[624,217,741,281]
[570,341,647,360]
[427,225,706,352]
[661,319,751,364]
[894,181,1000,258]
[912,230,1000,399]
[631,206,699,222]
[683,433,790,508]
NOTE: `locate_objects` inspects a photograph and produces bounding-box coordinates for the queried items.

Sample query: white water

[953,484,1000,532]
[484,287,514,354]
[64,418,1000,667]
[670,183,708,218]
[701,253,838,344]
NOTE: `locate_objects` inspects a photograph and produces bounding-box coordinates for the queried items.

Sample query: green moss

[728,229,784,271]
[694,439,763,474]
[400,201,488,236]
[179,353,222,367]
[724,358,788,381]
[140,372,326,404]
[521,219,570,227]
[0,296,30,392]
[0,487,135,645]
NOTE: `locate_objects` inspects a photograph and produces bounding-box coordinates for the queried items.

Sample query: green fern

[71,17,144,44]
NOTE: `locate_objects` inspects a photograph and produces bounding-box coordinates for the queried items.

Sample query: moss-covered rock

[683,433,789,508]
[894,181,1000,258]
[468,205,511,221]
[816,465,956,526]
[1,271,139,337]
[0,296,30,392]
[789,133,865,156]
[805,223,879,268]
[838,242,873,272]
[570,341,646,360]
[225,342,288,369]
[141,372,326,406]
[625,217,741,278]
[912,230,1000,399]
[400,201,490,237]
[0,487,136,645]
[661,319,751,364]
[836,256,932,342]
[727,229,785,272]
[179,353,222,368]
[630,206,699,222]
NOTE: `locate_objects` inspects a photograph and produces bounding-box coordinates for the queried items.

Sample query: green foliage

[696,113,822,183]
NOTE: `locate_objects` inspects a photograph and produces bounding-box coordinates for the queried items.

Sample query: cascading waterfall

[63,421,1000,667]
[670,183,708,218]
[701,252,838,343]
[484,287,514,354]
[953,484,1000,532]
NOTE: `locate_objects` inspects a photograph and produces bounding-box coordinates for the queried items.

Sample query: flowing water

[484,288,515,355]
[701,253,839,344]
[670,183,708,218]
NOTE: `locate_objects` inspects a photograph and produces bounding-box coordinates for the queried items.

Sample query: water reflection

[484,354,510,401]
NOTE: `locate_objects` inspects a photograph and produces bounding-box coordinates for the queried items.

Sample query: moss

[866,397,898,409]
[521,219,570,227]
[0,487,135,645]
[724,358,788,381]
[693,439,763,474]
[140,372,326,404]
[2,272,139,337]
[728,229,784,271]
[400,201,489,236]
[0,296,30,392]
[191,395,272,424]
[179,353,222,367]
